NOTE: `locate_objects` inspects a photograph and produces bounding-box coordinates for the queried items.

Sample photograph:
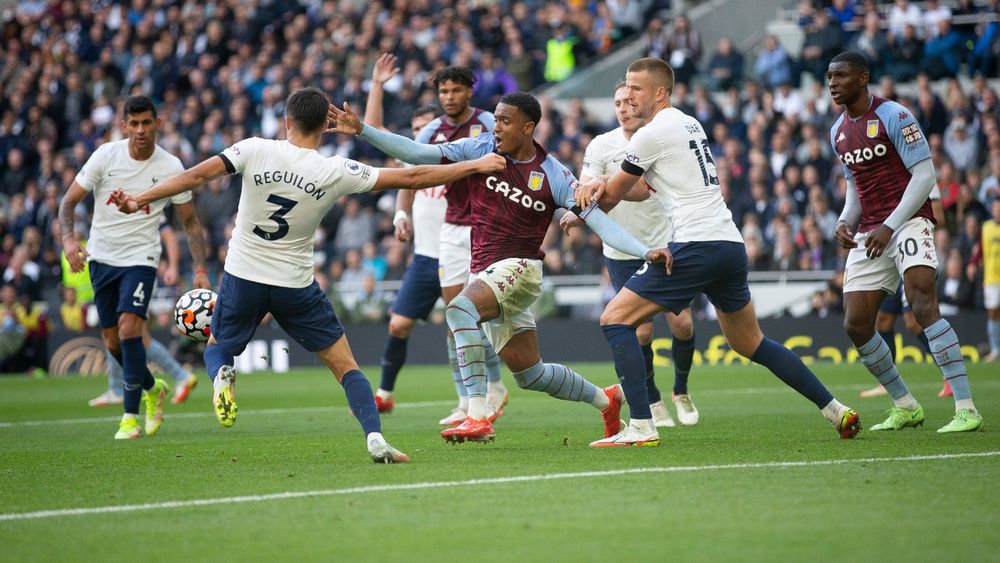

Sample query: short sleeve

[877,102,931,169]
[74,144,109,192]
[414,118,440,144]
[438,134,496,163]
[219,137,260,174]
[622,127,659,176]
[334,157,380,195]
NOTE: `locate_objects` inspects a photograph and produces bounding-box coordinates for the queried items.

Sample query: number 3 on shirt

[254,194,297,241]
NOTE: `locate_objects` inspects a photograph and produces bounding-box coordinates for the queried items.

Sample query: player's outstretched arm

[373,153,506,192]
[175,201,211,289]
[58,182,90,273]
[575,168,642,211]
[113,156,228,213]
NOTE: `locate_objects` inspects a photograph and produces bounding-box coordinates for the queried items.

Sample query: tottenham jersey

[219,138,379,287]
[74,139,189,268]
[582,127,672,260]
[622,107,742,244]
[411,184,447,258]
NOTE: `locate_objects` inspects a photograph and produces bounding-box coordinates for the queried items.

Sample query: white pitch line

[0,401,454,429]
[1,451,997,523]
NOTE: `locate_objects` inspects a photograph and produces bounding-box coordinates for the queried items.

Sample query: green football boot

[870,404,925,431]
[937,409,983,433]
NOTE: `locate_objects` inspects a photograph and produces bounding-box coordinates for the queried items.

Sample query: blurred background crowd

[1,0,999,372]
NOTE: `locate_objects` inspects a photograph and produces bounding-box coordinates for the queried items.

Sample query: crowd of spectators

[1,0,999,372]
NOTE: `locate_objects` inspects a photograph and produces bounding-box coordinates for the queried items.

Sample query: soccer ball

[174,288,217,342]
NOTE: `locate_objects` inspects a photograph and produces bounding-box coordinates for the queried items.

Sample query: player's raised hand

[110,189,141,214]
[559,212,583,235]
[473,153,507,174]
[864,224,894,259]
[574,177,607,209]
[372,53,400,85]
[645,247,673,275]
[326,102,363,135]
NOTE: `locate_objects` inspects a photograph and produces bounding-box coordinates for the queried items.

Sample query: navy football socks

[602,324,651,419]
[750,337,833,408]
[120,337,153,415]
[672,334,696,396]
[341,369,381,435]
[379,335,408,392]
[640,343,661,404]
[204,343,234,382]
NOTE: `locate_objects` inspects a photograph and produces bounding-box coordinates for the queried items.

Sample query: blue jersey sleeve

[876,101,931,170]
[438,133,497,163]
[413,118,440,145]
[542,156,579,208]
[477,112,496,131]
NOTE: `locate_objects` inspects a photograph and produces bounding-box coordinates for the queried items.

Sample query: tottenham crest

[470,124,483,137]
[866,120,879,138]
[527,171,545,191]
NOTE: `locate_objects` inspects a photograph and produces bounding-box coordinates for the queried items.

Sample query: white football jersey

[219,138,379,287]
[582,127,672,260]
[623,107,742,244]
[411,185,447,258]
[74,139,189,268]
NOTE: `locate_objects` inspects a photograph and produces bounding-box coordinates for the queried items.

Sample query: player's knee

[668,319,694,341]
[387,315,414,339]
[636,323,654,345]
[908,301,939,328]
[117,314,143,340]
[843,315,873,343]
[599,307,625,327]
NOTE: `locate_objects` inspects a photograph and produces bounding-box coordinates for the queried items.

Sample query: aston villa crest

[528,171,545,191]
[470,124,483,137]
[866,120,879,138]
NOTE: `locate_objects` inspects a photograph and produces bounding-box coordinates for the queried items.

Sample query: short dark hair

[499,92,541,124]
[626,57,674,95]
[123,96,157,119]
[285,87,330,133]
[830,51,870,74]
[613,80,627,95]
[432,66,475,89]
[412,104,442,120]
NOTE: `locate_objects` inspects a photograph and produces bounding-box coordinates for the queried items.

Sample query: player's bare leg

[718,301,859,438]
[904,266,982,432]
[317,336,408,463]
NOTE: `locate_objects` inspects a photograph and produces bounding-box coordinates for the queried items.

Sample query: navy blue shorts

[89,261,157,329]
[624,241,752,315]
[604,257,646,293]
[391,254,440,321]
[211,272,345,355]
[879,280,909,314]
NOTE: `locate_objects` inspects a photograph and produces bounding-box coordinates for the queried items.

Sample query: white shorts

[844,218,938,294]
[985,284,1000,310]
[438,223,471,288]
[474,258,543,352]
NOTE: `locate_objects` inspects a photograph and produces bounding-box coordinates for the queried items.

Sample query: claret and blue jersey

[438,132,580,273]
[830,95,934,232]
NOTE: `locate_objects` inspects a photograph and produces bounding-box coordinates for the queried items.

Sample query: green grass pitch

[1,361,998,561]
